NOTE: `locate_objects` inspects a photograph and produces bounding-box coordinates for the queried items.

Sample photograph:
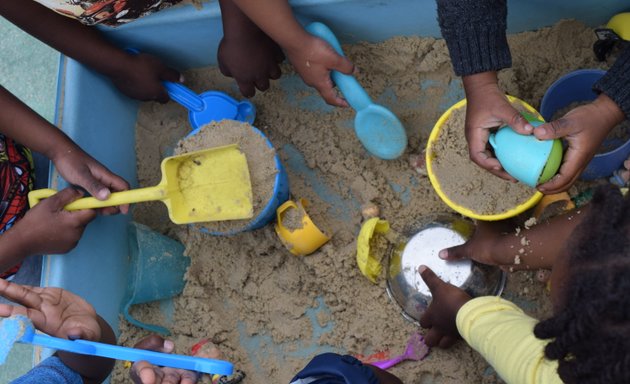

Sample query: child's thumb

[134,334,175,353]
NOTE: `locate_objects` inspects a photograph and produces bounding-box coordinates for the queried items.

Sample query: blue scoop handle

[163,82,205,112]
[305,22,372,111]
[26,333,233,375]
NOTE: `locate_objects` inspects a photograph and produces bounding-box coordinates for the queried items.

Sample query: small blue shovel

[125,49,255,133]
[164,82,256,135]
[305,22,408,160]
[0,315,233,376]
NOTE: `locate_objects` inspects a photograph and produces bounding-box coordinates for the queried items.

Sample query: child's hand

[12,188,95,256]
[0,279,100,341]
[438,220,511,266]
[111,52,181,103]
[51,145,130,215]
[285,35,354,107]
[534,94,625,194]
[130,335,199,384]
[418,265,471,348]
[462,71,533,180]
[218,29,285,98]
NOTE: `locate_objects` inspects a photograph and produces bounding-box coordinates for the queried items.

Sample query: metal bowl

[386,214,507,324]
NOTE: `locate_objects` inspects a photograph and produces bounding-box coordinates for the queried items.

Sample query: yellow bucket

[426,97,544,221]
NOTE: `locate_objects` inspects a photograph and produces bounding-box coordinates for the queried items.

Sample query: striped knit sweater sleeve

[436,0,512,76]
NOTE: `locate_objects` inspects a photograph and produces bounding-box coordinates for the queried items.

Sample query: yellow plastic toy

[274,199,330,256]
[28,144,253,224]
[356,217,390,283]
[426,97,544,221]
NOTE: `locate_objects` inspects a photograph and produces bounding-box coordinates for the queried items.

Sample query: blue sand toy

[305,22,408,160]
[164,81,256,132]
[0,315,233,376]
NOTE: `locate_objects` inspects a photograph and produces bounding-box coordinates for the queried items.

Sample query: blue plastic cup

[187,125,290,236]
[540,69,630,180]
[122,222,189,334]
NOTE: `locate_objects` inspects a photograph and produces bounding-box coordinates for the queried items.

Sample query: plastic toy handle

[28,187,166,210]
[29,334,233,375]
[275,199,299,228]
[371,354,404,370]
[305,22,372,111]
[163,82,205,112]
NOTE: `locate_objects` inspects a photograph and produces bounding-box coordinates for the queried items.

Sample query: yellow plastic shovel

[28,144,254,224]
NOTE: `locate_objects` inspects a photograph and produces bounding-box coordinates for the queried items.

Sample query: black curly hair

[534,185,630,383]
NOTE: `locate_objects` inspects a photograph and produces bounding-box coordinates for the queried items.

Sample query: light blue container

[540,69,630,180]
[36,0,630,376]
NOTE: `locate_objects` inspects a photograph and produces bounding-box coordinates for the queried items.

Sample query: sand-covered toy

[275,199,330,256]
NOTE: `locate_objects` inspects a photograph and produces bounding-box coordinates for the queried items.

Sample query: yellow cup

[274,199,330,256]
[426,97,543,221]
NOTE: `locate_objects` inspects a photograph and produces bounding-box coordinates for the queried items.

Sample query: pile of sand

[114,20,606,384]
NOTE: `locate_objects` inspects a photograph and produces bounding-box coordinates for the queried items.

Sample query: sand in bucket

[431,102,536,216]
[175,120,278,234]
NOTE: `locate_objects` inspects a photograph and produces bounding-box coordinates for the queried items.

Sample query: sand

[114,20,606,384]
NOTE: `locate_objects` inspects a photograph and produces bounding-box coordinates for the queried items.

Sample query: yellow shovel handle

[28,186,166,210]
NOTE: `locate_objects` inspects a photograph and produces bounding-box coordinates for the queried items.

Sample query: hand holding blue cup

[489,120,563,188]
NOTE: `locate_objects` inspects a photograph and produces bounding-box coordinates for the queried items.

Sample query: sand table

[431,102,537,215]
[115,20,605,384]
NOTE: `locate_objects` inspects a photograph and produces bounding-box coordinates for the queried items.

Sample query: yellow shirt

[456,296,562,384]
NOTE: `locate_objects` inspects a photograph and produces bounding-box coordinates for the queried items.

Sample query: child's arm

[0,279,116,384]
[228,0,354,107]
[0,188,96,274]
[0,0,180,102]
[534,44,630,194]
[218,0,285,98]
[0,86,129,209]
[439,206,590,270]
[419,266,561,384]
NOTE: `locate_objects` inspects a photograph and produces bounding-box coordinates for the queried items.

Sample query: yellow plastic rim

[426,96,544,221]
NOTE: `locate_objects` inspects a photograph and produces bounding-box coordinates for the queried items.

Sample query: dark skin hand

[0,188,96,273]
[418,265,472,348]
[439,206,589,270]
[130,335,200,384]
[0,280,116,384]
[218,0,285,98]
[534,94,625,194]
[0,0,180,103]
[462,71,533,181]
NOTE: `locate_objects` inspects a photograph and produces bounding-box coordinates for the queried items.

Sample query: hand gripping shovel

[305,22,408,160]
[28,144,254,224]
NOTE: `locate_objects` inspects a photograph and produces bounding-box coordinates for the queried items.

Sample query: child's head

[534,185,630,383]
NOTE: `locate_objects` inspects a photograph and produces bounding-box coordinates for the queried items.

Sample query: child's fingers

[130,361,160,384]
[418,265,443,295]
[438,335,458,349]
[423,329,443,348]
[134,334,175,353]
[0,279,43,309]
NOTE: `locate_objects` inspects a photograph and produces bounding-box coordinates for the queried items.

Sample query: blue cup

[540,69,630,180]
[189,125,290,236]
[489,122,562,187]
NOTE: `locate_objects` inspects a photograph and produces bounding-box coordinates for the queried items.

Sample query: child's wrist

[593,93,625,129]
[462,71,500,98]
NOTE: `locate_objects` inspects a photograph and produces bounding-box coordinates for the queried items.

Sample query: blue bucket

[540,69,630,180]
[122,222,189,335]
[186,125,290,236]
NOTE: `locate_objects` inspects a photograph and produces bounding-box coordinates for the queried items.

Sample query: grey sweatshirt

[436,0,630,118]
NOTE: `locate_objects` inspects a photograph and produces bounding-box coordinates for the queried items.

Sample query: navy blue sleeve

[11,356,83,384]
[594,44,630,119]
[436,0,512,76]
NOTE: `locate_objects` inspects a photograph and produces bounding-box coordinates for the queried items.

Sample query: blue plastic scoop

[305,22,408,160]
[164,82,256,134]
[0,315,233,376]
